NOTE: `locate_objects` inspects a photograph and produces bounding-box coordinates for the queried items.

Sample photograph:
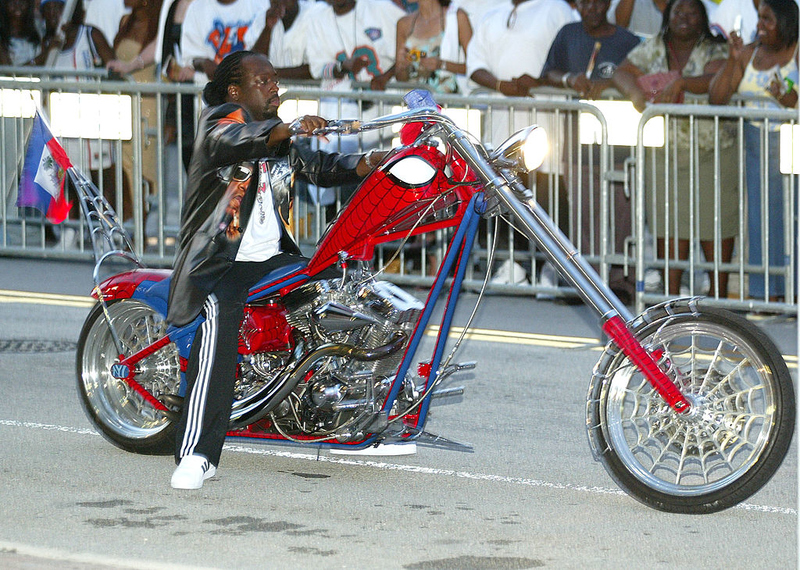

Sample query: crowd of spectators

[1,0,797,301]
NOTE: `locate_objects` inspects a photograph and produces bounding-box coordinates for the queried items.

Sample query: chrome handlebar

[311,107,456,136]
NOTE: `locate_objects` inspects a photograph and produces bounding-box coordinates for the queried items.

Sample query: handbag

[637,70,683,102]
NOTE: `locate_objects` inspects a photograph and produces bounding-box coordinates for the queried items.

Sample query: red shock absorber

[602,315,691,413]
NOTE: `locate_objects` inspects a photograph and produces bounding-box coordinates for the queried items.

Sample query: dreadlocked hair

[202,51,255,106]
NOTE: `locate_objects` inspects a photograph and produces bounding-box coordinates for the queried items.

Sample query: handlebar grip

[313,119,362,136]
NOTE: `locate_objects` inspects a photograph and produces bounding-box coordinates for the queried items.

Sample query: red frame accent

[115,353,170,412]
[602,315,691,413]
[115,336,174,412]
[238,305,293,354]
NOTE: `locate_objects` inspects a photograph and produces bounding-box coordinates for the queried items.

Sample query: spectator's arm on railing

[542,69,608,99]
[679,58,725,96]
[611,60,647,112]
[107,39,156,76]
[192,58,217,80]
[470,68,538,97]
[90,27,116,67]
[767,75,799,108]
[371,64,395,92]
[275,65,312,81]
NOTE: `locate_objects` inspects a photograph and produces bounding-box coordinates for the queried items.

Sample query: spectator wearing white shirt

[467,0,578,286]
[245,0,319,80]
[710,0,759,42]
[179,0,264,84]
[84,0,129,47]
[608,0,665,37]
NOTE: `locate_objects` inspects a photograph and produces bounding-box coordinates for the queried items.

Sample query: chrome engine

[233,274,425,439]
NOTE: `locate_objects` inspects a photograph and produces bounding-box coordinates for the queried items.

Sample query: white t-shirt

[244,0,319,68]
[306,0,405,85]
[456,0,506,20]
[180,0,265,84]
[709,0,759,43]
[235,160,282,262]
[467,0,577,163]
[467,0,577,82]
[52,25,101,71]
[84,0,129,46]
[608,0,664,38]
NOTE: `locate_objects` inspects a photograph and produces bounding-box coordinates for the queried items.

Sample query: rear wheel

[588,303,794,513]
[77,299,180,455]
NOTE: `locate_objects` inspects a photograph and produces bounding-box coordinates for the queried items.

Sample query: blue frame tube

[381,194,482,430]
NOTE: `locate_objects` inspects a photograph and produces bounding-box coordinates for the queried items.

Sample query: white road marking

[0,540,214,570]
[1,419,794,516]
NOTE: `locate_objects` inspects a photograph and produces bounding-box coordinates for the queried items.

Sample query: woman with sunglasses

[167,51,384,490]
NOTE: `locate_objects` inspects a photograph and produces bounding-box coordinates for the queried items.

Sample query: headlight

[490,126,548,173]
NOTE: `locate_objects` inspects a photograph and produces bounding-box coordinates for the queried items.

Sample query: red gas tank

[306,145,477,275]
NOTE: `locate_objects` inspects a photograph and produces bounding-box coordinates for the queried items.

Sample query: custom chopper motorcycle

[75,91,794,514]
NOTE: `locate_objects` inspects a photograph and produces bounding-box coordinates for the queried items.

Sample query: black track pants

[174,254,302,466]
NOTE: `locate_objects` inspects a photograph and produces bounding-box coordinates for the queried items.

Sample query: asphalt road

[0,257,796,569]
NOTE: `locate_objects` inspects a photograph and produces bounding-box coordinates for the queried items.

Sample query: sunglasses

[219,163,254,183]
[233,164,253,182]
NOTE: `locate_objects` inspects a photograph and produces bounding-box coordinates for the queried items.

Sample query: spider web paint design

[308,146,461,272]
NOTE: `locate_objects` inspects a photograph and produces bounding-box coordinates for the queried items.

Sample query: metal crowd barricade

[634,102,797,316]
[280,86,618,301]
[0,72,652,303]
[0,68,202,264]
[3,69,795,314]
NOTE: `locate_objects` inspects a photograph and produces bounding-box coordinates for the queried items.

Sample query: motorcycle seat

[247,260,309,298]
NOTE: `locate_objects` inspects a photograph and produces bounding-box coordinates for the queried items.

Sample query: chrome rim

[80,300,180,440]
[605,321,776,496]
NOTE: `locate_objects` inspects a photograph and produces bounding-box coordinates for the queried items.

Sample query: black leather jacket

[167,102,363,326]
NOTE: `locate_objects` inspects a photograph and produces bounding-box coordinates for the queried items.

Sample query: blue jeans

[744,123,789,298]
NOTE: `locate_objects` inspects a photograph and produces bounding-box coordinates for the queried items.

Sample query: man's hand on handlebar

[288,115,330,136]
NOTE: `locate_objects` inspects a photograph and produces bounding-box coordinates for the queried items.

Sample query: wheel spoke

[79,300,180,442]
[603,316,780,498]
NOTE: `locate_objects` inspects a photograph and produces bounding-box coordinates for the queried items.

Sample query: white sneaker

[490,259,529,285]
[171,455,216,490]
[536,262,558,300]
[644,269,662,293]
[679,272,710,297]
[59,227,77,249]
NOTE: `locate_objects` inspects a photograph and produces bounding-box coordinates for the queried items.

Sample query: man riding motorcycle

[168,50,382,490]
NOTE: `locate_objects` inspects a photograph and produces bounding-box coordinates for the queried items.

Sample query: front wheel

[77,299,181,455]
[587,300,795,514]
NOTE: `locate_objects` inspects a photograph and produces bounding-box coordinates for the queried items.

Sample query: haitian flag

[17,111,73,223]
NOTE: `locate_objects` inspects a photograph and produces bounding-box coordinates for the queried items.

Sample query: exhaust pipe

[230,331,408,427]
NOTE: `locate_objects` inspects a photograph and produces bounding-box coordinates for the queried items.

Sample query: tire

[77,299,180,455]
[587,301,795,514]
